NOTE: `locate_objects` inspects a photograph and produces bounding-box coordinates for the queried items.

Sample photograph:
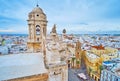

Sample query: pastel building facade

[84,45,119,81]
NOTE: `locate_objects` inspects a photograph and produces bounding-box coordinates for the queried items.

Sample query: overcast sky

[0,0,120,34]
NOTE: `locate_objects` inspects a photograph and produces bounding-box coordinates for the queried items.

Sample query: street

[68,54,95,81]
[68,68,95,81]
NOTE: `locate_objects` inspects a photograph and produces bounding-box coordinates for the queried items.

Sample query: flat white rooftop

[0,53,47,81]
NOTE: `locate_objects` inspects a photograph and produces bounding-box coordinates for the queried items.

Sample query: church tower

[75,40,81,68]
[27,5,47,52]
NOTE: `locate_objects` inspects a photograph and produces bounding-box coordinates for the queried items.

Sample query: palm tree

[72,57,76,68]
[99,65,103,74]
[89,67,92,75]
[76,60,80,68]
[89,67,93,80]
[76,60,80,64]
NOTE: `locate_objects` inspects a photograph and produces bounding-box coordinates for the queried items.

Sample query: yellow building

[85,51,101,81]
[84,46,119,81]
[91,47,118,61]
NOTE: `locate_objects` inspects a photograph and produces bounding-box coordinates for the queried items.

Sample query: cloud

[0,0,120,34]
[0,29,15,32]
[0,25,28,34]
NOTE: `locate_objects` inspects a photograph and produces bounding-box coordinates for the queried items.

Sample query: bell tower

[27,5,47,52]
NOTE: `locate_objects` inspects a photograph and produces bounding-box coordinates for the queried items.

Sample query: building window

[37,38,39,41]
[36,25,40,35]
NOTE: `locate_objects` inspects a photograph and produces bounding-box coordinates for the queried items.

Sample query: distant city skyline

[0,0,120,34]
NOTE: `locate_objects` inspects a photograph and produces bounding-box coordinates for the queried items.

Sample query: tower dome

[31,5,44,13]
[28,5,47,21]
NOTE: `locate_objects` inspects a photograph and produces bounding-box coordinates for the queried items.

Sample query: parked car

[77,73,87,80]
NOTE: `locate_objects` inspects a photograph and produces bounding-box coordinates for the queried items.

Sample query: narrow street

[68,54,95,81]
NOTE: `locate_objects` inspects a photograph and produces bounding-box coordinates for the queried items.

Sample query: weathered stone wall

[48,65,68,81]
[5,73,48,81]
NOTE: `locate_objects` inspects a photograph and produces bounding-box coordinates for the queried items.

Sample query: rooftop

[91,45,105,50]
[0,53,47,80]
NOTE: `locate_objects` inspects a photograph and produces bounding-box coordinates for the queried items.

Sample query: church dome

[29,5,45,15]
[32,7,43,13]
[28,5,47,21]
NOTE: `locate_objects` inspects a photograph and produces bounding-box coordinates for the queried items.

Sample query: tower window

[37,14,39,16]
[36,25,40,35]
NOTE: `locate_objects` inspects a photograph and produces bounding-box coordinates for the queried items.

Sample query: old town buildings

[0,5,68,81]
[0,3,120,81]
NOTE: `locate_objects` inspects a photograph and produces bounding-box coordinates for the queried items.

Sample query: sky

[0,0,120,34]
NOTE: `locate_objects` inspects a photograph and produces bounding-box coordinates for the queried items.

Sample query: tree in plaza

[72,57,76,68]
[88,67,93,80]
[99,65,104,74]
[76,60,80,64]
[89,67,92,75]
[76,60,80,68]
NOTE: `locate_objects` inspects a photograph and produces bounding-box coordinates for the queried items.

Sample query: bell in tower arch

[36,25,40,35]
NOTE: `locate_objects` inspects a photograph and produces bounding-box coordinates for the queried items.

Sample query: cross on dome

[36,0,39,7]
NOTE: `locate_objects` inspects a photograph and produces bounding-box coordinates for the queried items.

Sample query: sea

[0,33,120,37]
[0,34,28,37]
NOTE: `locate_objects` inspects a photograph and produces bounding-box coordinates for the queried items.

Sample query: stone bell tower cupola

[27,5,47,52]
